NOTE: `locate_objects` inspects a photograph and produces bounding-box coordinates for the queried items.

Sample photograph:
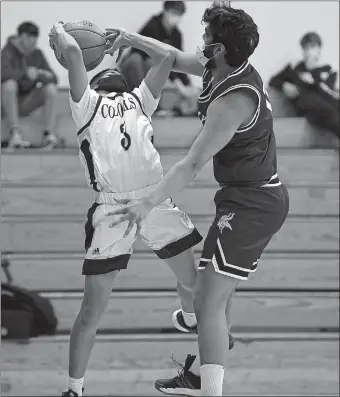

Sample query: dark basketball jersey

[198,61,278,187]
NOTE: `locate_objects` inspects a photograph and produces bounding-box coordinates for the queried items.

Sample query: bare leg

[68,270,119,379]
[41,83,58,132]
[163,248,197,313]
[1,80,20,129]
[194,262,239,395]
[225,292,234,332]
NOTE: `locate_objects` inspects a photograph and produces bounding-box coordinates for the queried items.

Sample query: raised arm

[125,31,176,99]
[48,22,88,102]
[143,51,176,99]
[105,28,204,77]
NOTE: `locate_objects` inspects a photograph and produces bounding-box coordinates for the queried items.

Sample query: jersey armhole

[77,95,103,138]
[211,84,261,132]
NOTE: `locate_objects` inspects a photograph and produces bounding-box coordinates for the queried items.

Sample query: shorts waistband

[94,183,158,204]
[262,174,282,187]
[219,174,281,189]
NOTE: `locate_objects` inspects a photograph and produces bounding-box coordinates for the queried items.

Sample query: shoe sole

[155,382,200,396]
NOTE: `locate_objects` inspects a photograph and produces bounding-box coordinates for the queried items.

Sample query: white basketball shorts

[82,187,202,275]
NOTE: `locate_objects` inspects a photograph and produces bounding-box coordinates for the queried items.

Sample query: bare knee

[2,80,18,98]
[193,265,238,321]
[77,300,104,329]
[43,83,58,98]
[194,288,228,322]
[76,272,117,330]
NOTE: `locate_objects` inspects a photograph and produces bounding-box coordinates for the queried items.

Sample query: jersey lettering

[101,97,137,119]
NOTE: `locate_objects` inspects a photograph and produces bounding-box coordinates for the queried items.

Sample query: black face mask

[92,70,130,93]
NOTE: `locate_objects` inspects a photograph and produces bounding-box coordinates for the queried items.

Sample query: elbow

[192,162,201,177]
[183,157,201,178]
[156,49,176,65]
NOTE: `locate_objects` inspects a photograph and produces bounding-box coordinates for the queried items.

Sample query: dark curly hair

[202,1,259,67]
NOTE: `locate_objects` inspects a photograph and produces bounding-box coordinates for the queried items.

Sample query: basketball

[55,20,106,71]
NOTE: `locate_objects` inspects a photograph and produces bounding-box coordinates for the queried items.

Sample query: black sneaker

[61,388,84,396]
[172,309,197,333]
[172,309,235,350]
[155,354,201,396]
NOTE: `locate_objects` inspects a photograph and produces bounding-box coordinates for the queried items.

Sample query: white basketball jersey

[69,81,163,193]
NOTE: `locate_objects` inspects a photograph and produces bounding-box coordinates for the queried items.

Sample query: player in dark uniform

[105,2,289,395]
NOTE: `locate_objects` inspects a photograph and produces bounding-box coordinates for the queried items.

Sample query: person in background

[119,1,199,116]
[269,32,339,138]
[1,21,64,149]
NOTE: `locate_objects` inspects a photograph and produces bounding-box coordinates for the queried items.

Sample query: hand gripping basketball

[105,28,129,62]
[48,21,65,59]
[49,20,107,71]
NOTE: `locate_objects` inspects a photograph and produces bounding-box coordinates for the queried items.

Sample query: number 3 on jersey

[263,87,272,112]
[120,122,131,151]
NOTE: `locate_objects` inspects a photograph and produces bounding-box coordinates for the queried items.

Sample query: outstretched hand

[104,28,129,62]
[106,198,153,238]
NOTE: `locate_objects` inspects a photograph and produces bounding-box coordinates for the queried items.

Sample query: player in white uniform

[49,23,202,397]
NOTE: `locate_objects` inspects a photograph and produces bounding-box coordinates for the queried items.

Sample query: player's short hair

[202,1,259,67]
[300,32,322,48]
[17,22,39,37]
[89,68,130,94]
[163,1,186,15]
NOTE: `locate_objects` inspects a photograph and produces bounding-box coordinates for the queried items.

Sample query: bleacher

[1,90,339,396]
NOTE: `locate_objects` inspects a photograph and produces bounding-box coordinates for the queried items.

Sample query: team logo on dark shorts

[217,213,235,233]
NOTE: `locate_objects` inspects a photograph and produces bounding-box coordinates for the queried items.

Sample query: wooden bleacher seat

[2,148,339,186]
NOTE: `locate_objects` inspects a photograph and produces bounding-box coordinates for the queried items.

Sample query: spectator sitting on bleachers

[118,1,199,117]
[269,32,339,138]
[1,21,64,149]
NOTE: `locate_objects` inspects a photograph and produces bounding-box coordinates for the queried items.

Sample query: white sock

[68,376,84,396]
[189,355,201,376]
[200,364,224,396]
[182,310,197,327]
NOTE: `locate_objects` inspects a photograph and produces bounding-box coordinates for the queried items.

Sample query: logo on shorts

[217,213,235,233]
[92,248,100,255]
[180,212,192,228]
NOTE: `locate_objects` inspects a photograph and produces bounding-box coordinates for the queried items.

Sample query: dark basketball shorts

[198,184,289,280]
